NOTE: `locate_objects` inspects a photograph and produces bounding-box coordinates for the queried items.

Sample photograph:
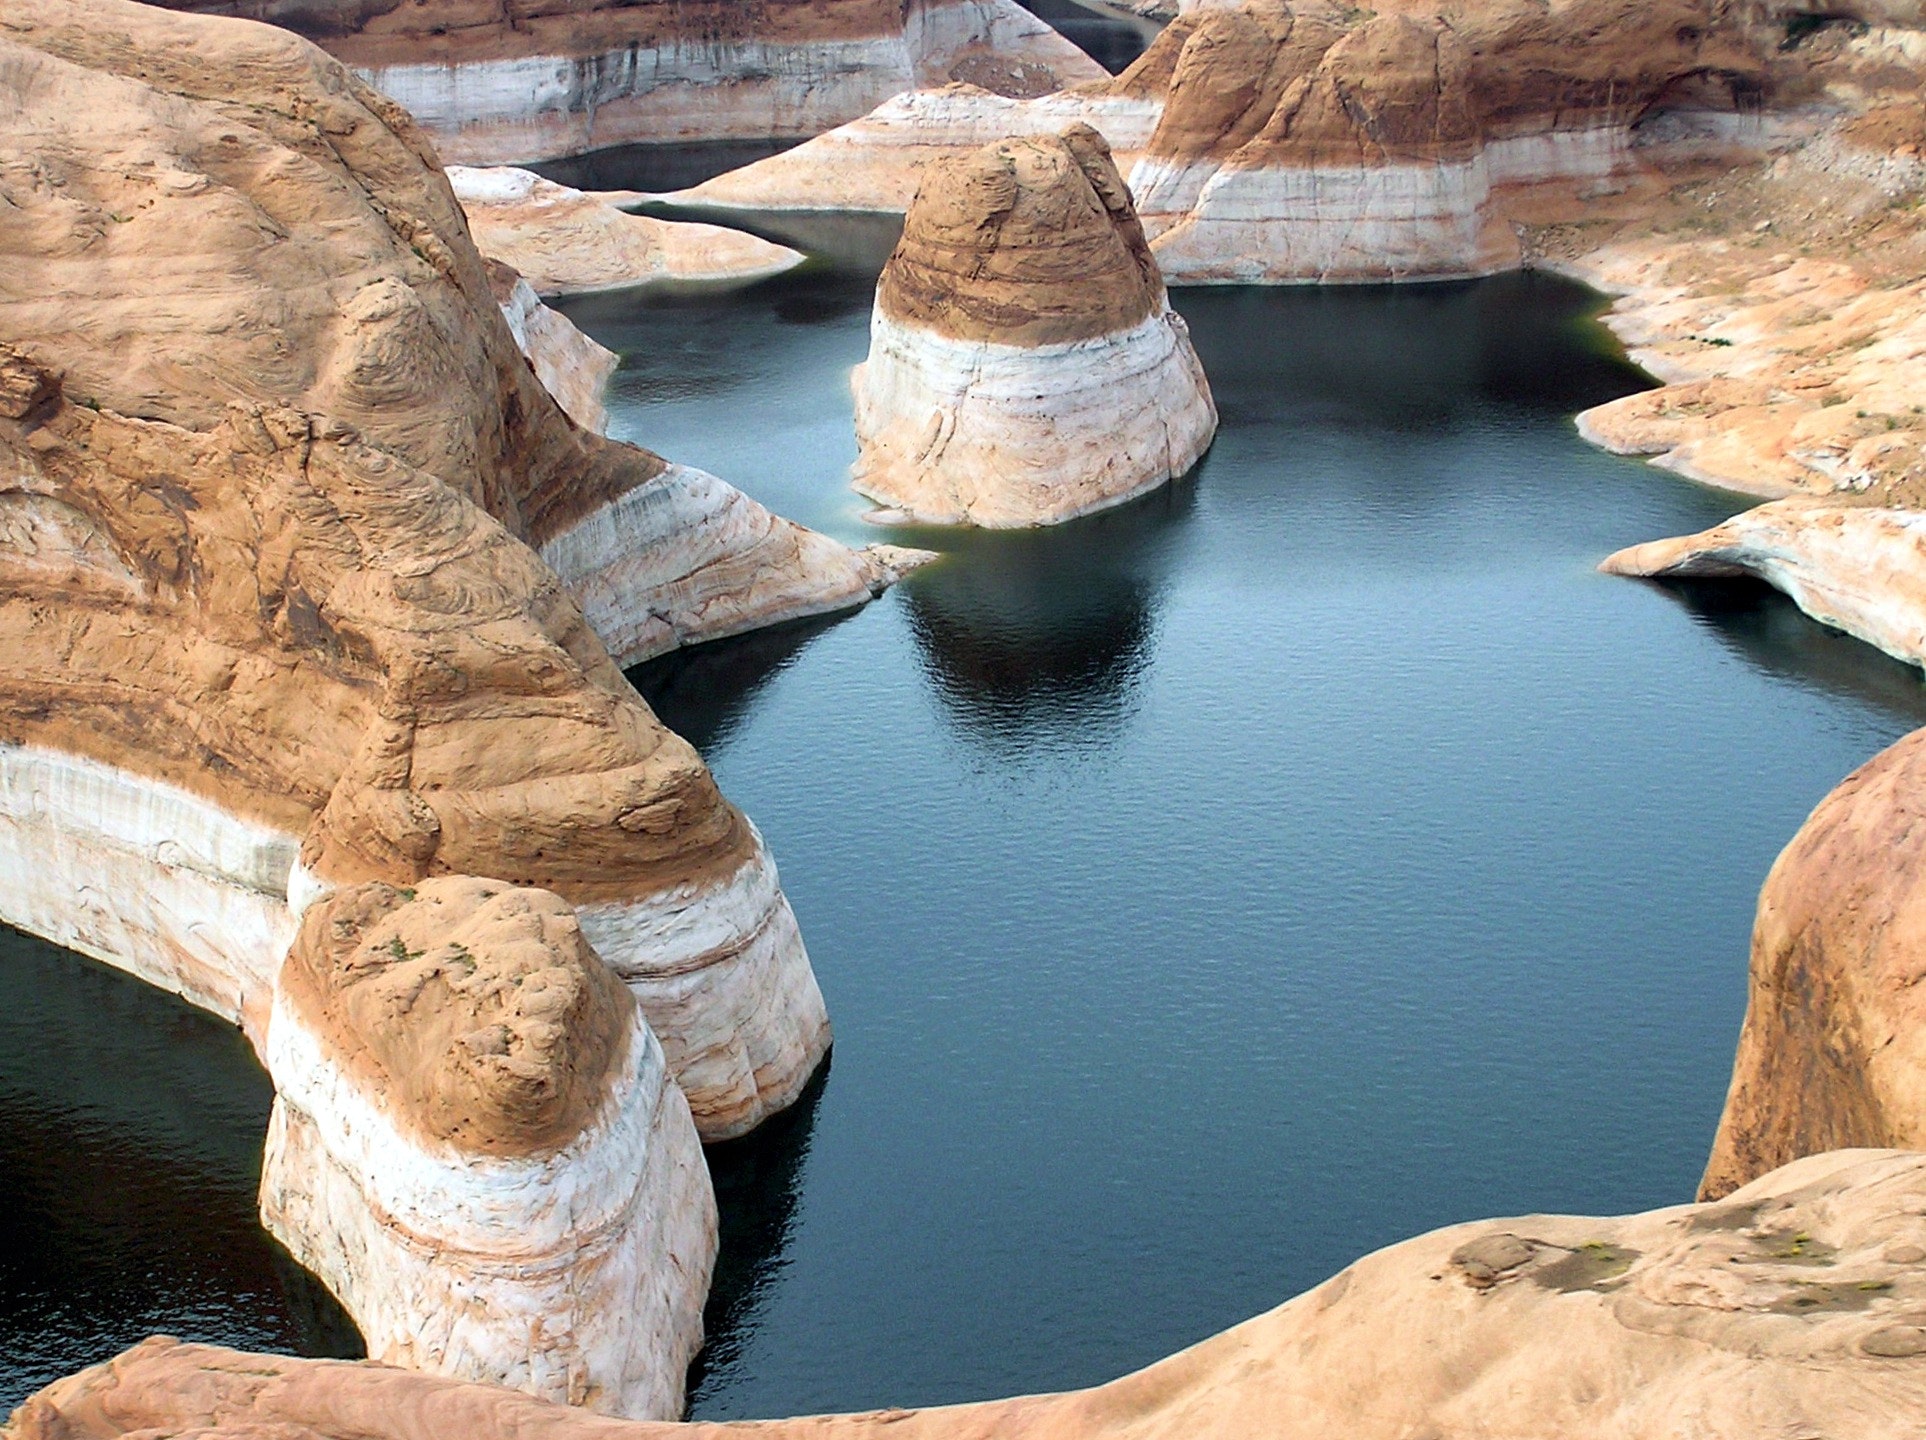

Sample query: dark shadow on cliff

[1631,575,1926,728]
[0,928,361,1411]
[890,478,1201,753]
[628,612,853,757]
[684,1058,831,1414]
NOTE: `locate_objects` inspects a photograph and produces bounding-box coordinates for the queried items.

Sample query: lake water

[6,229,1926,1418]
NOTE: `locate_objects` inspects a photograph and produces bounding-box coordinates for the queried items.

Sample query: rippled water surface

[5,233,1926,1416]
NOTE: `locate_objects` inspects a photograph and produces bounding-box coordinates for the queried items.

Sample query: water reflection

[1647,575,1926,724]
[894,482,1200,750]
[632,614,850,755]
[687,1063,831,1412]
[0,928,360,1408]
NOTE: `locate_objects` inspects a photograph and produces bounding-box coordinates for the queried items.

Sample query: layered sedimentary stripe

[852,307,1217,527]
[261,992,716,1418]
[537,462,921,669]
[1137,128,1648,283]
[573,822,831,1141]
[0,744,299,1029]
[353,1,1103,164]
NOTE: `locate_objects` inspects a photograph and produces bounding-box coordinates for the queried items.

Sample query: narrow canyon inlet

[8,227,1926,1418]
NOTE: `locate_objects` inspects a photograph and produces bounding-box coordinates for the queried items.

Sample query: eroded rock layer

[145,0,1108,163]
[853,126,1215,525]
[263,879,716,1418]
[16,1149,1926,1438]
[0,0,860,1132]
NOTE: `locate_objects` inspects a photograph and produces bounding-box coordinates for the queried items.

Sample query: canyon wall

[142,0,1108,163]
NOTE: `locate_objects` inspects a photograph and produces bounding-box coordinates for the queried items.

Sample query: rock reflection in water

[1642,575,1926,722]
[686,1064,830,1413]
[632,614,850,756]
[0,928,360,1410]
[895,482,1198,749]
[1016,0,1158,73]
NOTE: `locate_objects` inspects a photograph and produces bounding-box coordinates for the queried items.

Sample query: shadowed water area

[5,227,1926,1420]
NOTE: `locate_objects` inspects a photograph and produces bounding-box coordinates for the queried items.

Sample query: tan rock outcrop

[489,261,620,433]
[17,1148,1926,1438]
[852,126,1215,525]
[261,880,717,1418]
[451,168,804,297]
[144,0,1107,164]
[0,0,879,1138]
[1698,730,1926,1200]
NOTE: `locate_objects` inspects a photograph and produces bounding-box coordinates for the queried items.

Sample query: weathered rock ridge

[452,168,805,297]
[145,0,1108,164]
[16,1149,1926,1438]
[852,126,1216,525]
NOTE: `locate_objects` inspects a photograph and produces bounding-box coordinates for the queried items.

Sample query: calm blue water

[3,239,1924,1419]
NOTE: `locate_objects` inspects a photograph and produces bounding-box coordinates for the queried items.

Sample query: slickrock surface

[852,126,1215,525]
[489,261,620,433]
[451,168,804,297]
[17,1148,1926,1438]
[0,0,887,1133]
[147,0,1106,164]
[263,879,716,1418]
[671,85,1164,214]
[1699,731,1926,1200]
[1578,24,1926,657]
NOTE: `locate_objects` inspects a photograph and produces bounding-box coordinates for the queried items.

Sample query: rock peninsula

[450,168,805,297]
[852,125,1215,526]
[144,0,1107,164]
[15,1148,1926,1438]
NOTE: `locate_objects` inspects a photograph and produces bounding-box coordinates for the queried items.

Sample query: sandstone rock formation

[17,1148,1926,1438]
[852,126,1215,526]
[0,0,896,1134]
[0,0,937,1407]
[1698,730,1926,1200]
[146,0,1108,165]
[262,879,716,1416]
[490,262,621,433]
[1603,502,1926,669]
[451,168,804,297]
[672,84,1165,214]
[1576,22,1926,656]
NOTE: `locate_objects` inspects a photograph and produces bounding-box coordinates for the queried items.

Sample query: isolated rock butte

[261,879,716,1417]
[852,126,1216,526]
[0,0,860,1138]
[16,1148,1926,1439]
[142,0,1107,163]
[1698,729,1926,1200]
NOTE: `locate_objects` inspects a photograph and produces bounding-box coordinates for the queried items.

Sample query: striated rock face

[262,879,716,1417]
[1698,732,1926,1200]
[145,0,1107,164]
[489,262,620,433]
[18,1149,1926,1438]
[852,125,1215,525]
[0,0,917,1146]
[451,168,804,297]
